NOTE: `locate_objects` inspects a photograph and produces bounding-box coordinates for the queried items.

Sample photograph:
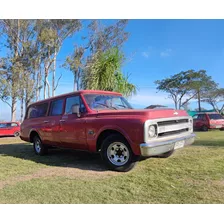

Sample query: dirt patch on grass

[0,166,120,190]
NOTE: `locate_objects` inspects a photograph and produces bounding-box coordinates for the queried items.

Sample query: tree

[187,70,217,112]
[87,20,129,54]
[155,70,218,110]
[82,48,136,97]
[0,19,22,121]
[64,19,130,92]
[201,87,224,113]
[155,70,196,109]
[48,20,82,96]
[63,45,85,91]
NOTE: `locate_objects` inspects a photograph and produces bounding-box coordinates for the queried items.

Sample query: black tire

[14,132,20,137]
[201,125,208,132]
[100,134,138,172]
[33,135,48,156]
[156,150,174,158]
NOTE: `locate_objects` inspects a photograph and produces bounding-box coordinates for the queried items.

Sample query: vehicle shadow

[193,140,224,147]
[0,142,108,172]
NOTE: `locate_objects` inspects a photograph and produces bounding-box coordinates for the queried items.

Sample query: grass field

[0,131,223,204]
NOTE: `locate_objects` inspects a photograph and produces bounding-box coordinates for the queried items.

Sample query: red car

[193,112,224,131]
[20,90,195,172]
[0,122,20,137]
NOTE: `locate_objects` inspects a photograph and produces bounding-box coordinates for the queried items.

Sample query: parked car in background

[0,122,20,137]
[20,90,195,172]
[193,112,224,131]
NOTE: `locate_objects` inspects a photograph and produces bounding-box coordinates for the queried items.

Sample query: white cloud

[142,51,149,58]
[160,48,172,57]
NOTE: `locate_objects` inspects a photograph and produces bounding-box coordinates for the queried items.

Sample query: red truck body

[20,90,195,171]
[0,122,20,137]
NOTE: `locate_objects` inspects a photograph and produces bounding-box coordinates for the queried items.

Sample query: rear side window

[27,103,48,119]
[11,123,18,127]
[208,114,223,120]
[65,96,86,114]
[49,99,64,116]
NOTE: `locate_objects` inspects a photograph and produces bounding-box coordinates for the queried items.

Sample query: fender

[87,124,134,152]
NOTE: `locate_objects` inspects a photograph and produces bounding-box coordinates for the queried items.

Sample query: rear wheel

[100,134,138,172]
[14,132,20,137]
[33,135,48,155]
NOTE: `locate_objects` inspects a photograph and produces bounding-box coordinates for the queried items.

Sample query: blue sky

[1,19,224,120]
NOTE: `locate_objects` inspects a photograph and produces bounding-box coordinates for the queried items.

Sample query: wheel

[201,125,208,132]
[156,150,174,158]
[33,135,48,155]
[100,134,138,172]
[14,132,20,137]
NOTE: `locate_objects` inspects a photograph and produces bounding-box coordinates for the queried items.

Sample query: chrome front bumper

[140,133,196,157]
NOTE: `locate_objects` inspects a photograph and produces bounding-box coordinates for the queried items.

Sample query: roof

[30,90,122,106]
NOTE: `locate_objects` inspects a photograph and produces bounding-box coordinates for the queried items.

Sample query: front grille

[158,128,189,137]
[158,119,188,126]
[157,117,190,138]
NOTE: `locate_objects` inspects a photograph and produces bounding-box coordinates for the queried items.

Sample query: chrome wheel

[34,138,41,154]
[107,142,130,166]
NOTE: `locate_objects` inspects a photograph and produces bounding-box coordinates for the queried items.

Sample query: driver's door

[59,95,87,150]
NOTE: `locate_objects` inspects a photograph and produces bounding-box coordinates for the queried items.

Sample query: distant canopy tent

[187,110,216,117]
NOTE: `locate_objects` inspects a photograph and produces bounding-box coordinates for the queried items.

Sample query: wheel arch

[29,130,40,143]
[96,129,132,152]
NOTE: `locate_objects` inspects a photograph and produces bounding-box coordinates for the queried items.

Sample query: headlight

[148,125,157,138]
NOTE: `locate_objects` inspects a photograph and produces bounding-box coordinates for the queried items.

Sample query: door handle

[44,121,49,123]
[60,120,65,122]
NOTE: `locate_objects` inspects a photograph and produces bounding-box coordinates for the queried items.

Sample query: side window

[197,114,203,120]
[65,96,86,114]
[11,123,18,127]
[49,99,64,116]
[202,114,207,121]
[0,123,6,128]
[27,103,48,119]
[193,115,198,120]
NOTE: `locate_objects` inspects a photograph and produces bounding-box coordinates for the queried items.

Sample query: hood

[95,108,189,119]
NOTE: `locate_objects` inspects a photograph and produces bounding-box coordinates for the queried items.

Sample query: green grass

[0,131,223,203]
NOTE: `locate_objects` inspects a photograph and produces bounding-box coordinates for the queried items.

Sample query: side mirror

[72,104,81,117]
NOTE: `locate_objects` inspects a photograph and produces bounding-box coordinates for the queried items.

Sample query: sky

[1,19,224,121]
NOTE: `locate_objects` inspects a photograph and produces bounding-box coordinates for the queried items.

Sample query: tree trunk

[44,63,48,99]
[20,96,24,122]
[52,49,57,97]
[74,76,78,91]
[11,96,17,121]
[198,91,201,112]
[46,78,50,98]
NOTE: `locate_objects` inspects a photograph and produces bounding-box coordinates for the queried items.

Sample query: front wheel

[201,125,208,132]
[100,134,137,172]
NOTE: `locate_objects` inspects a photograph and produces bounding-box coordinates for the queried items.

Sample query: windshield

[83,94,133,110]
[208,114,223,120]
